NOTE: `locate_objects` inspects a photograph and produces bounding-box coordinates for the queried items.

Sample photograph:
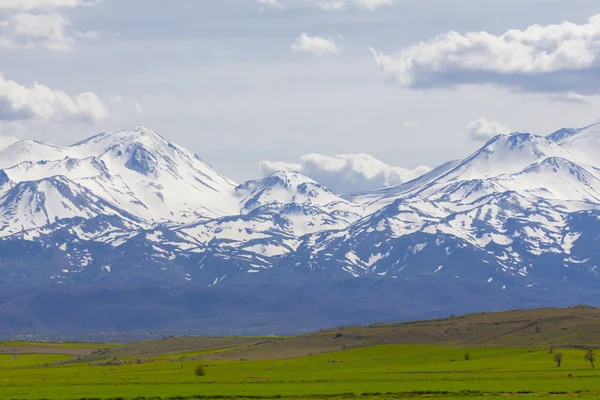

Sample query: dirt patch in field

[80,336,280,362]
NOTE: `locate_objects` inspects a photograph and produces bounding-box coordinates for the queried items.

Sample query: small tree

[548,345,555,354]
[464,353,471,361]
[554,351,563,367]
[195,364,206,376]
[585,349,596,368]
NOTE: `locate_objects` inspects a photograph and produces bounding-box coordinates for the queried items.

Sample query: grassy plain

[1,307,600,400]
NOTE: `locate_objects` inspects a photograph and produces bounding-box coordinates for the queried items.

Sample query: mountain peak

[545,122,600,168]
[71,125,170,156]
[237,170,321,196]
[236,170,343,214]
[265,170,318,187]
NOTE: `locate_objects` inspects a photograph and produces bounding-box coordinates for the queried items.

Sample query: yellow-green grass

[0,344,598,399]
[0,341,120,349]
[0,353,74,368]
[104,345,253,363]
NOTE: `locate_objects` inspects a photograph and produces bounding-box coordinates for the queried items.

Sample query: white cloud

[371,14,600,93]
[467,118,512,142]
[0,0,98,51]
[260,153,430,194]
[260,160,302,173]
[291,33,339,55]
[258,0,393,10]
[0,12,75,51]
[0,74,110,124]
[134,101,144,115]
[0,0,96,11]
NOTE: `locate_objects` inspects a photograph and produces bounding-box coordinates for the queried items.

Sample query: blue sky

[2,0,600,187]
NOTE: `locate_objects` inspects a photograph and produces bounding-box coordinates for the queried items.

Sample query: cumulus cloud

[291,33,339,55]
[0,0,97,10]
[0,74,110,124]
[260,153,430,194]
[0,0,98,51]
[467,118,512,142]
[371,14,600,93]
[0,12,76,51]
[257,0,393,10]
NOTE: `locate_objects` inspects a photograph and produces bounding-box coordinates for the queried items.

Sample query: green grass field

[0,343,599,400]
[2,308,600,400]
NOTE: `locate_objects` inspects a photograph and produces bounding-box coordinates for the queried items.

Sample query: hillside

[70,306,600,362]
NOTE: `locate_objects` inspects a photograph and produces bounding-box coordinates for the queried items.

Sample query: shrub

[464,353,471,361]
[554,351,563,367]
[334,332,343,339]
[194,364,206,377]
[584,349,596,368]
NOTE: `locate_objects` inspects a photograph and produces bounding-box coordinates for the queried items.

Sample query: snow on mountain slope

[349,133,579,209]
[497,157,600,203]
[4,122,600,289]
[0,126,239,224]
[0,170,13,197]
[287,123,600,287]
[175,214,297,259]
[0,176,141,237]
[75,126,239,222]
[446,133,575,180]
[238,171,342,212]
[548,122,600,168]
[347,160,461,207]
[0,140,72,170]
[236,171,369,236]
[155,171,370,267]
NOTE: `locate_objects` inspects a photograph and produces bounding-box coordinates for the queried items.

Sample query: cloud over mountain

[260,153,430,194]
[0,74,109,123]
[467,118,512,142]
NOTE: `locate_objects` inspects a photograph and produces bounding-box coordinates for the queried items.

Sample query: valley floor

[0,342,599,399]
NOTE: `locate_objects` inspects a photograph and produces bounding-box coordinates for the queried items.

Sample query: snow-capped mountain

[3,123,600,294]
[1,126,238,225]
[294,125,600,290]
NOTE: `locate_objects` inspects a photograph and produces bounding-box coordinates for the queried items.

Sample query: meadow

[1,343,599,399]
[2,307,600,400]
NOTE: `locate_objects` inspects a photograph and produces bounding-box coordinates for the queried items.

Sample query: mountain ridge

[2,123,600,333]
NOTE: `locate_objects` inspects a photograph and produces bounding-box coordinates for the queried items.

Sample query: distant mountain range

[2,124,600,335]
